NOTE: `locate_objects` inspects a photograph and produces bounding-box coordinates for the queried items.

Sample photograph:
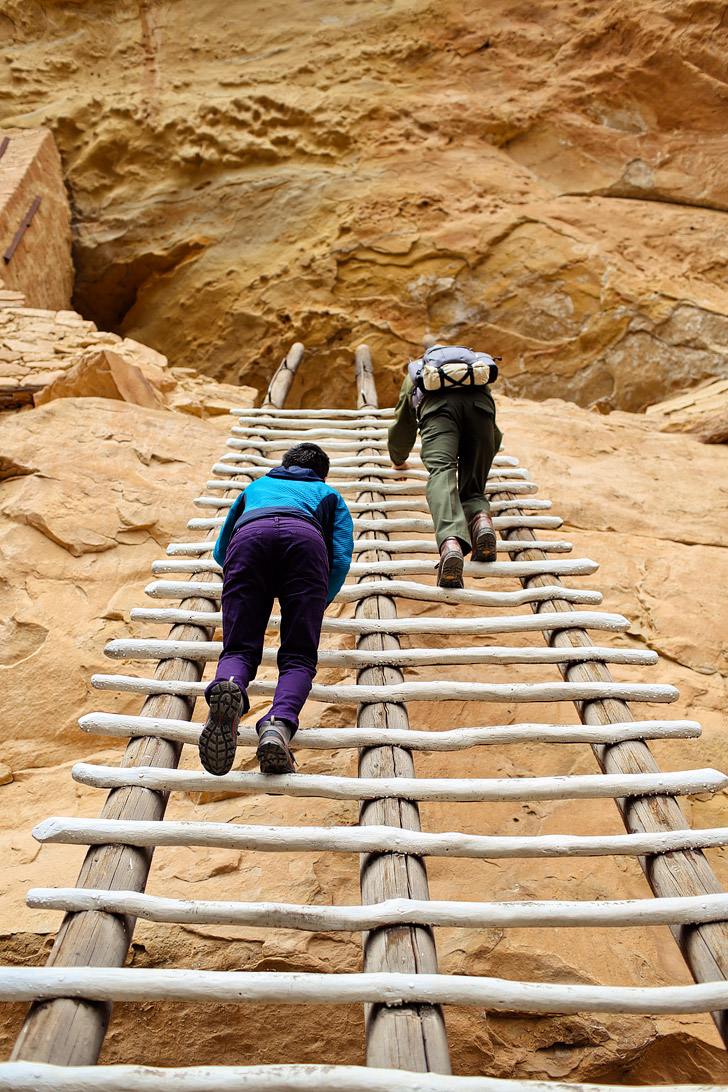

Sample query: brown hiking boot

[199,680,248,776]
[437,537,464,589]
[470,512,497,563]
[256,717,297,774]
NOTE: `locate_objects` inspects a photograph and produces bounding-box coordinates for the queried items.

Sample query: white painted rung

[27,888,728,931]
[231,426,389,440]
[128,608,630,635]
[73,762,726,803]
[144,578,602,608]
[219,452,520,470]
[211,460,529,483]
[232,416,389,430]
[91,673,679,705]
[228,437,400,452]
[149,558,597,579]
[187,514,564,531]
[79,712,701,749]
[202,479,539,497]
[166,538,574,556]
[349,499,544,514]
[232,406,395,417]
[104,639,656,669]
[29,815,728,859]
[0,1062,725,1092]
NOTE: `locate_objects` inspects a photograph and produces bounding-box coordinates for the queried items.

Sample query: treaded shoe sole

[472,528,497,563]
[199,681,243,776]
[438,551,464,589]
[257,732,296,775]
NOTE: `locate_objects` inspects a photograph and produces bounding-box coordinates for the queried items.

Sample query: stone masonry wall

[0,129,73,310]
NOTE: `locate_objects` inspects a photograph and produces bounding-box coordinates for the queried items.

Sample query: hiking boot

[470,512,497,563]
[198,680,248,776]
[256,717,297,774]
[437,537,464,589]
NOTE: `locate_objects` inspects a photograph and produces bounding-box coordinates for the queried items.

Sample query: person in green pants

[388,349,503,588]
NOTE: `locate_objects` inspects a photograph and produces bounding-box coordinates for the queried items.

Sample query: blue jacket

[213,465,354,605]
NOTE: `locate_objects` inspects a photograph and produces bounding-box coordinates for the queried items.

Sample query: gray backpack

[408,345,499,408]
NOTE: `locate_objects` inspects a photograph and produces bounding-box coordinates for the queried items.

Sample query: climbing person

[198,441,354,777]
[388,344,502,589]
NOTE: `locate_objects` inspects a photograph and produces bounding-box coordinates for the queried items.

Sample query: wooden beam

[490,483,728,1047]
[354,344,451,1075]
[10,348,305,1065]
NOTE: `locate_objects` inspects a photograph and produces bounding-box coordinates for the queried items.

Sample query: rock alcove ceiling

[2,0,728,409]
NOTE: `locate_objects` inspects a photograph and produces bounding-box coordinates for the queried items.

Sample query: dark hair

[282,442,330,479]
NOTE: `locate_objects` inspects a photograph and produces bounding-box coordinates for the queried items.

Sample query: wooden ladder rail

[354,346,451,1073]
[489,481,728,1048]
[10,343,305,1066]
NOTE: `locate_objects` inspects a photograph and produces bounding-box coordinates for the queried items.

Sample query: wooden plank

[490,484,728,1047]
[354,344,450,1074]
[10,351,304,1066]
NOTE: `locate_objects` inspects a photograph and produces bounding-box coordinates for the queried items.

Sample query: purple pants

[207,516,329,732]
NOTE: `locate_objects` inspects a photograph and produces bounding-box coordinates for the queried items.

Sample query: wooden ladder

[3,343,728,1091]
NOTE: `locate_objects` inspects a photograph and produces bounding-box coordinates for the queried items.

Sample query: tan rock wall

[3,3,728,410]
[1,384,728,1080]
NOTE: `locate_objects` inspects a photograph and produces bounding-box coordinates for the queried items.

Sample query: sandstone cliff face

[1,379,728,1082]
[2,0,728,1081]
[2,1,728,410]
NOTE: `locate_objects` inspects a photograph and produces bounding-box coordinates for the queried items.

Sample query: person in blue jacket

[199,441,354,777]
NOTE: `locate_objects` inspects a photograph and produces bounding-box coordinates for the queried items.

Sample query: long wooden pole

[355,345,451,1074]
[10,345,305,1065]
[489,482,728,1047]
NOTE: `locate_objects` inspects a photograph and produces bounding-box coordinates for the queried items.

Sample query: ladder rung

[79,713,700,749]
[27,888,728,931]
[32,816,728,860]
[149,558,598,579]
[103,639,656,668]
[4,964,728,1013]
[127,608,630,635]
[91,673,679,705]
[72,762,726,803]
[165,537,574,556]
[143,578,603,608]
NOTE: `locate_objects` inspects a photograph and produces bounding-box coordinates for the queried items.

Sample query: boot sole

[472,529,497,563]
[199,682,242,776]
[438,552,464,589]
[257,737,295,775]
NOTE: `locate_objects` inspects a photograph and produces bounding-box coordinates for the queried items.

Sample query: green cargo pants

[418,390,503,554]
